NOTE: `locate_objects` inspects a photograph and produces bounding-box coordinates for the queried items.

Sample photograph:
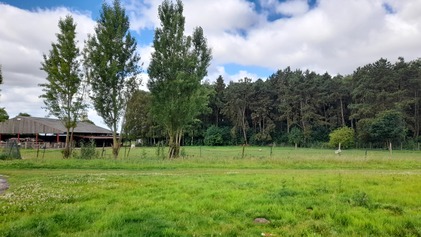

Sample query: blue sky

[1,0,420,127]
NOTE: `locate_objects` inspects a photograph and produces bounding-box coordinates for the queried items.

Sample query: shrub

[288,127,303,148]
[0,153,9,160]
[204,126,230,146]
[329,127,355,149]
[76,139,98,159]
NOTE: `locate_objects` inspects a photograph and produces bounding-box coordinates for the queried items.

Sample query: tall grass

[3,146,420,170]
[0,147,420,236]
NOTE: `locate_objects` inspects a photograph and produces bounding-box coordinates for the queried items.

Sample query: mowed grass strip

[0,147,420,236]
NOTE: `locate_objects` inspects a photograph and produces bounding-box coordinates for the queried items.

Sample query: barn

[0,116,113,148]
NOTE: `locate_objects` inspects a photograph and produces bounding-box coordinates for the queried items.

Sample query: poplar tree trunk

[64,128,71,158]
[168,129,182,159]
[112,131,120,159]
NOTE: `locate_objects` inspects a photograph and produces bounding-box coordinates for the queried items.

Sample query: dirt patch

[0,176,9,194]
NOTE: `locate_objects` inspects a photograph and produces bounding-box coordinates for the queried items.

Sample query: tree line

[125,57,421,151]
[5,0,419,159]
[39,0,210,158]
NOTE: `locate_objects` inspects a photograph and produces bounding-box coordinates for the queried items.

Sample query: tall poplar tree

[40,15,86,158]
[148,0,212,158]
[84,0,141,158]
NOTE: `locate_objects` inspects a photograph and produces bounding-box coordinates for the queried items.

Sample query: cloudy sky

[1,0,420,128]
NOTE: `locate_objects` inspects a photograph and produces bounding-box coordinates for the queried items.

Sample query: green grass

[0,146,420,236]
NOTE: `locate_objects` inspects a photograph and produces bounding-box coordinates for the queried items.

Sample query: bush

[288,127,303,148]
[76,139,98,159]
[0,153,9,160]
[204,126,230,146]
[0,141,22,159]
[329,127,355,149]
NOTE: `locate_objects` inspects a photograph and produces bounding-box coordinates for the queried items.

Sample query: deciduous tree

[40,15,86,158]
[148,0,212,158]
[84,0,141,158]
[124,90,153,142]
[369,110,406,154]
[328,126,355,149]
[288,126,303,149]
[0,108,8,122]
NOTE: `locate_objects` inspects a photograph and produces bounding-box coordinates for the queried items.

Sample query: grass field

[0,146,420,236]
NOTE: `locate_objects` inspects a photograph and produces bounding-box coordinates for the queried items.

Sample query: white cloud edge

[2,0,421,127]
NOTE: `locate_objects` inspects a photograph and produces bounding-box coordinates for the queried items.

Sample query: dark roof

[0,116,112,135]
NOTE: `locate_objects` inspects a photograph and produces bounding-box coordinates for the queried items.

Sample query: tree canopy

[148,0,212,158]
[40,15,86,158]
[124,90,154,142]
[0,108,8,122]
[84,0,141,158]
[6,0,419,152]
[121,56,421,150]
[329,127,355,149]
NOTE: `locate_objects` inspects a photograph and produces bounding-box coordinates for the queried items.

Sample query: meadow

[0,146,420,236]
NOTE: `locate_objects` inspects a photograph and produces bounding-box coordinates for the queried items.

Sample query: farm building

[0,116,113,148]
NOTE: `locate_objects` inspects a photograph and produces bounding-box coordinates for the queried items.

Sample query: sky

[1,0,421,128]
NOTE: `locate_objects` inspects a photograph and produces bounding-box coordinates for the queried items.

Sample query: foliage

[75,139,98,159]
[350,58,398,120]
[84,0,141,158]
[0,140,21,159]
[17,112,31,117]
[204,125,225,146]
[356,118,374,145]
[249,79,276,144]
[288,127,303,148]
[329,126,355,149]
[30,53,413,149]
[0,107,9,122]
[155,142,166,160]
[369,110,407,145]
[207,75,226,127]
[124,90,154,141]
[223,78,253,145]
[147,0,211,158]
[40,15,86,158]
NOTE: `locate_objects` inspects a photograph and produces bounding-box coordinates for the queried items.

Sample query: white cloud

[137,43,154,71]
[200,0,421,75]
[0,3,96,120]
[207,65,260,85]
[124,0,160,32]
[275,0,309,16]
[2,0,421,125]
[182,0,262,35]
[124,0,421,75]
